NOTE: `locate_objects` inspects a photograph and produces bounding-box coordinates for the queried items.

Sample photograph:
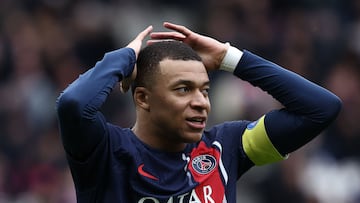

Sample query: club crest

[192,154,217,174]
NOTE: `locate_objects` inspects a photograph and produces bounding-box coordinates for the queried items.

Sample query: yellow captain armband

[242,115,287,166]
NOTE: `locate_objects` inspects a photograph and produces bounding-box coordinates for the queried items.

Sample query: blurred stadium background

[0,0,359,202]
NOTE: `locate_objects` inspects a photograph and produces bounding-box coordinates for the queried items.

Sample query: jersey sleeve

[233,50,341,156]
[242,115,287,166]
[56,47,136,160]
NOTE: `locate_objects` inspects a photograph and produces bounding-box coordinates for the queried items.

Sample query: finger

[163,22,192,37]
[119,80,129,93]
[146,39,162,45]
[150,32,186,41]
[146,39,177,45]
[136,25,153,41]
[119,75,133,93]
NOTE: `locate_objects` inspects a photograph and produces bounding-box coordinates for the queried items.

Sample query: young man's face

[148,59,211,147]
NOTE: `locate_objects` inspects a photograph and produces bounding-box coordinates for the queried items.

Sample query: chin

[183,132,203,143]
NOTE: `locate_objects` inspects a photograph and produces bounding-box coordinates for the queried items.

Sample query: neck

[132,121,186,152]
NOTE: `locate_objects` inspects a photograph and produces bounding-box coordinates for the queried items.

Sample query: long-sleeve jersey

[56,47,341,202]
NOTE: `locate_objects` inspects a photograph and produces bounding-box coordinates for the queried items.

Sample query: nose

[190,90,210,111]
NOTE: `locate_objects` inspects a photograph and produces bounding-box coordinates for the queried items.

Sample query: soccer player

[56,22,341,202]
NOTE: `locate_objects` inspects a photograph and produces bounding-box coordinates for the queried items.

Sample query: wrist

[219,43,243,72]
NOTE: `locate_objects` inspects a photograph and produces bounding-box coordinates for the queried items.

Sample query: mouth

[186,116,207,130]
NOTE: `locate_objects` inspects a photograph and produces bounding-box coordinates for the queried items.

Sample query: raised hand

[149,22,229,71]
[121,25,153,93]
[127,25,153,57]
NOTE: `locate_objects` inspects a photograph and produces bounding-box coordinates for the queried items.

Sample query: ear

[133,87,150,111]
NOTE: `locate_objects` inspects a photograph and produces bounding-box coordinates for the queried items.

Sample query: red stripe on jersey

[188,141,225,202]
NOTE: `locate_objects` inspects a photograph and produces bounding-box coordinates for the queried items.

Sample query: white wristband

[219,43,243,72]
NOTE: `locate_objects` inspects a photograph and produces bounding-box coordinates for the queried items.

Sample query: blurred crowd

[0,0,359,202]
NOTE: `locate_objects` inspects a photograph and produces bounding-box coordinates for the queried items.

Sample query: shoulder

[106,124,137,151]
[241,116,287,165]
[202,120,250,149]
[205,120,250,138]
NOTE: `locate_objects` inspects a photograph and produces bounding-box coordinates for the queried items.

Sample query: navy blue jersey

[56,48,341,202]
[66,122,251,202]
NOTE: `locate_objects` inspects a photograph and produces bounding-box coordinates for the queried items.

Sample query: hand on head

[150,22,229,71]
[121,25,153,93]
[121,22,229,93]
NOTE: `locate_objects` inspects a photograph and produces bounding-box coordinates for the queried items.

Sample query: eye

[202,87,210,96]
[176,87,191,93]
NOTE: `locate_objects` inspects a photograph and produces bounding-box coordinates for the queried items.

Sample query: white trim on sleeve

[219,43,243,73]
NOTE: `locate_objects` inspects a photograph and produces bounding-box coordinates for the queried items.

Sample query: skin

[149,22,229,71]
[132,59,211,152]
[125,22,229,152]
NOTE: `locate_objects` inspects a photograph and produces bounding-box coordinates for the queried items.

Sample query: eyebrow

[172,79,210,87]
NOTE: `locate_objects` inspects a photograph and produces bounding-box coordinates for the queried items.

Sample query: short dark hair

[132,41,202,93]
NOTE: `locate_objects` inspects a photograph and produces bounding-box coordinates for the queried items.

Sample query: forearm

[228,49,341,154]
[56,48,136,159]
[234,50,340,116]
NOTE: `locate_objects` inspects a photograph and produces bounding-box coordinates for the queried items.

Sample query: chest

[123,141,227,203]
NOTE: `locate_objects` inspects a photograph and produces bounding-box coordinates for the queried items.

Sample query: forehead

[158,59,208,83]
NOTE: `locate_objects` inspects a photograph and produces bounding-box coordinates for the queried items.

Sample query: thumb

[120,65,137,93]
[126,25,153,56]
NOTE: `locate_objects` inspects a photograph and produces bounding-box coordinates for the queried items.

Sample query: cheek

[207,98,212,112]
[152,102,186,131]
[152,96,184,116]
[164,101,186,116]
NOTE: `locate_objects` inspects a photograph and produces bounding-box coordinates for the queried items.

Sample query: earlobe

[134,87,150,111]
